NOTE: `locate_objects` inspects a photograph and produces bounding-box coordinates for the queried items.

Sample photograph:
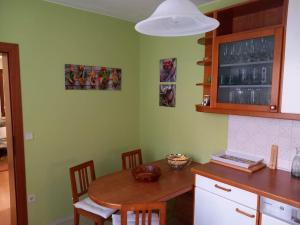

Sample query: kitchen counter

[191,163,300,208]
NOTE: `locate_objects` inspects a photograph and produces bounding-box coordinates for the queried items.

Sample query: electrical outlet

[27,194,36,204]
[25,132,33,141]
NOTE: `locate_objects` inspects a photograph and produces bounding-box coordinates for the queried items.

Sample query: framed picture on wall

[159,84,176,107]
[160,58,176,82]
[65,64,122,90]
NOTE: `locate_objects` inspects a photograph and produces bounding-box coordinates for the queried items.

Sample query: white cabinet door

[195,175,258,209]
[281,0,300,114]
[194,187,257,225]
[261,214,290,225]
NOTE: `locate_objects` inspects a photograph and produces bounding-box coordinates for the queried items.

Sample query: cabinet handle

[214,184,231,192]
[270,105,277,111]
[235,208,255,218]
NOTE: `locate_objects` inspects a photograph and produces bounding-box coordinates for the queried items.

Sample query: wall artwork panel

[159,84,176,107]
[65,64,122,90]
[160,58,176,82]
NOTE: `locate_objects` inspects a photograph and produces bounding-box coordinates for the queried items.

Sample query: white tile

[291,127,300,147]
[278,120,293,138]
[227,116,298,171]
[293,120,300,129]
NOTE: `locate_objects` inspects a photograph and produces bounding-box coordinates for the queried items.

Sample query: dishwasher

[261,197,300,225]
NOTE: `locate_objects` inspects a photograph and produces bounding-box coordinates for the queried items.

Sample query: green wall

[138,0,244,163]
[0,0,244,224]
[139,35,228,163]
[0,0,140,224]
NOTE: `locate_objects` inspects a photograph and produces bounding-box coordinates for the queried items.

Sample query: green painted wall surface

[138,0,244,163]
[0,0,140,224]
[0,0,246,224]
[139,36,228,163]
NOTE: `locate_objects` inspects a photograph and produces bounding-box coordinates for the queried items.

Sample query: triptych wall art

[65,64,122,90]
[159,58,176,107]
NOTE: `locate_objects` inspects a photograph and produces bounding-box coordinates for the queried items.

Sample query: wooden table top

[192,162,300,208]
[88,159,199,209]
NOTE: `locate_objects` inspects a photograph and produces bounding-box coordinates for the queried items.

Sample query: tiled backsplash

[228,115,300,171]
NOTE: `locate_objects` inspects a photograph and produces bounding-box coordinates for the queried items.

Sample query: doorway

[0,52,10,224]
[0,43,27,225]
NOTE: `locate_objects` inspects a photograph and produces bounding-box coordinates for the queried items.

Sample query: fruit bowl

[166,154,191,170]
[132,165,161,182]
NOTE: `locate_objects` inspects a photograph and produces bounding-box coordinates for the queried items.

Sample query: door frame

[0,42,28,225]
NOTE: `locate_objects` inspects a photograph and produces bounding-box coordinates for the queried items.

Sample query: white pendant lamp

[135,0,220,37]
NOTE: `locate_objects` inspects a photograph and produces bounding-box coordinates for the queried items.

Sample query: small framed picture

[159,85,176,107]
[160,58,176,82]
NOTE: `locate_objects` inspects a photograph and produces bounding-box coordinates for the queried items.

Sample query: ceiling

[45,0,215,23]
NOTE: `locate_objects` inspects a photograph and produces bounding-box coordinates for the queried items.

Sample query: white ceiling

[45,0,214,23]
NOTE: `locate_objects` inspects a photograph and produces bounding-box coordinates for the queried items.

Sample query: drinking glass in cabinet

[219,36,275,66]
[240,68,248,84]
[261,67,267,84]
[217,34,275,106]
[218,87,271,105]
[252,67,260,84]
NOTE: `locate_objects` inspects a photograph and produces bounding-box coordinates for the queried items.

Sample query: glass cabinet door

[212,28,283,111]
[217,36,274,105]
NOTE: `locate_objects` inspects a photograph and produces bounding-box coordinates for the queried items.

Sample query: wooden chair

[69,160,116,225]
[121,149,143,170]
[112,202,166,225]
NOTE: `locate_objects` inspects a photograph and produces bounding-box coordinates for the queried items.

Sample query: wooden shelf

[196,60,211,66]
[197,37,212,45]
[196,83,211,87]
[195,104,300,121]
[219,60,273,68]
[218,84,271,88]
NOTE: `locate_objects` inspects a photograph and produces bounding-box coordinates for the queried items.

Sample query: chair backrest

[121,149,143,170]
[121,202,166,225]
[69,160,96,203]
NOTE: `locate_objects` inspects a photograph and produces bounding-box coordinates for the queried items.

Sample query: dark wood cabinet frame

[0,42,28,225]
[0,70,6,117]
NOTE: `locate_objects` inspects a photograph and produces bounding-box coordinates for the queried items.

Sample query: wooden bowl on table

[132,165,161,182]
[166,154,191,170]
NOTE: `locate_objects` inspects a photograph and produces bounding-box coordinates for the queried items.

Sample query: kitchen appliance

[261,197,300,225]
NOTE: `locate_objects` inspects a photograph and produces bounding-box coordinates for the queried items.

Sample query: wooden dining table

[88,159,200,210]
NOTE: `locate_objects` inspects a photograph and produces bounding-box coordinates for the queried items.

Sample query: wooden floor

[0,159,10,225]
[0,157,8,172]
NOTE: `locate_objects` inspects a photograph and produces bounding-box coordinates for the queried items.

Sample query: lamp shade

[135,0,219,37]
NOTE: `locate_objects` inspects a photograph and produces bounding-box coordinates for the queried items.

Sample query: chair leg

[74,208,80,225]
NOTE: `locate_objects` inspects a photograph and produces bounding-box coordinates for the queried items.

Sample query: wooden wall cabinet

[195,0,300,120]
[211,27,283,113]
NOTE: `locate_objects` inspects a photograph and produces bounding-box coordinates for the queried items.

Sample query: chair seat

[112,212,160,225]
[74,197,116,219]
